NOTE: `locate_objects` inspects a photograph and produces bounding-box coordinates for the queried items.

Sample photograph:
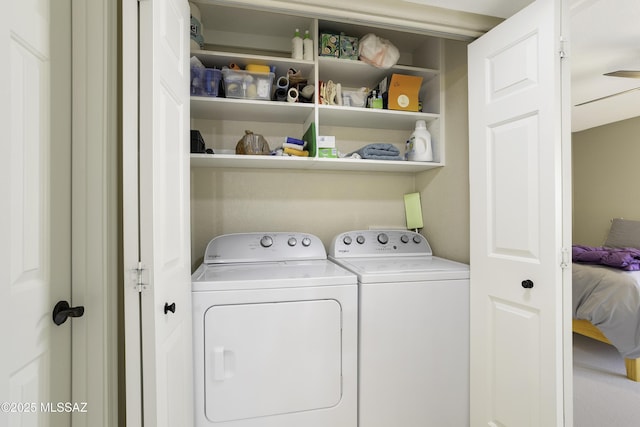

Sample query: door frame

[70,0,119,425]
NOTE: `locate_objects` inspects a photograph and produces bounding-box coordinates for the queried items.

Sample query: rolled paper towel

[276,75,289,89]
[275,88,287,101]
[300,84,315,100]
[287,87,299,103]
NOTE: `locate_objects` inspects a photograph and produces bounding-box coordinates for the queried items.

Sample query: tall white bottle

[303,30,314,60]
[407,120,433,162]
[292,28,303,60]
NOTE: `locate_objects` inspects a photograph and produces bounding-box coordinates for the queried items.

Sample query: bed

[572,218,640,381]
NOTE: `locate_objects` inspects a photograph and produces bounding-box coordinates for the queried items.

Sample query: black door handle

[521,279,534,289]
[164,302,176,314]
[52,300,85,326]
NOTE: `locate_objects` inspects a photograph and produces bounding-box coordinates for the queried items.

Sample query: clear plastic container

[191,67,221,97]
[222,69,275,100]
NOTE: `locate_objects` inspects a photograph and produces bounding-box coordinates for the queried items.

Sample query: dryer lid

[329,230,432,258]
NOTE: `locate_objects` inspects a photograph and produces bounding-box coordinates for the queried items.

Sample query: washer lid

[329,255,469,283]
[192,259,357,291]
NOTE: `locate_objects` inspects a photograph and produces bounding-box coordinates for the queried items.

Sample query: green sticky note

[404,192,424,230]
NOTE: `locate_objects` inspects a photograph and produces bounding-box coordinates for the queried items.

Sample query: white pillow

[604,218,640,249]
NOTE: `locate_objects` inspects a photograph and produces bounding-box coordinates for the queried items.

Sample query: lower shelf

[190,153,442,173]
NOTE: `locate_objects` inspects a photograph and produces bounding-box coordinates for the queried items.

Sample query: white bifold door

[468,0,573,426]
[122,0,193,425]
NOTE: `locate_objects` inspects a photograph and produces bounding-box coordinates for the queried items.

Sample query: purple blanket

[572,245,640,271]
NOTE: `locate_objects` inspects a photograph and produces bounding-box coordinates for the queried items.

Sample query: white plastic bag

[358,33,400,69]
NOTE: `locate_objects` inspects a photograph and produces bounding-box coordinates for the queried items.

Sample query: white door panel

[137,0,193,425]
[468,0,571,425]
[2,1,72,426]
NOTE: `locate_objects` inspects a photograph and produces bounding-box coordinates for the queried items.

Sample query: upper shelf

[318,56,439,89]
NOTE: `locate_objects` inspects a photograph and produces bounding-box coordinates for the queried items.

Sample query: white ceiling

[407,0,640,132]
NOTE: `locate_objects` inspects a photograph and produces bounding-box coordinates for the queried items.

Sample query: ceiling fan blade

[604,70,640,78]
[575,86,640,107]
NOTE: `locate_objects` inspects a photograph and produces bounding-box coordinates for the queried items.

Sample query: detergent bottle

[407,120,433,162]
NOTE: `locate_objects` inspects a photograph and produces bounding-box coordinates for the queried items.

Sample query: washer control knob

[301,237,312,247]
[400,234,410,244]
[288,237,297,247]
[413,235,422,244]
[377,233,389,245]
[260,235,273,248]
[356,235,366,245]
[342,236,352,245]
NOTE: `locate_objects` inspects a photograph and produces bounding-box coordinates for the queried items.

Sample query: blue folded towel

[350,143,403,160]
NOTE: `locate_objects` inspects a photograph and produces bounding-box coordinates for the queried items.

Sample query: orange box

[388,74,423,112]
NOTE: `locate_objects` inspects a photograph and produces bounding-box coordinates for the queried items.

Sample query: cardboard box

[388,74,423,112]
[320,33,340,57]
[339,35,359,60]
[317,135,336,148]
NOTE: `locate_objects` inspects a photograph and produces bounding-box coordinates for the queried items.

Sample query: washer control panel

[329,230,432,258]
[204,232,325,264]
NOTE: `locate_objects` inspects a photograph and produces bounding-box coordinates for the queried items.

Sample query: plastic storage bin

[222,69,274,100]
[191,67,221,97]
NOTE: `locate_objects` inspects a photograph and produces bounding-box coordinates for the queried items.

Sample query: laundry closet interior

[188,1,474,268]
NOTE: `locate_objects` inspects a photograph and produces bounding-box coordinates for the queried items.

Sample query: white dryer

[192,232,358,427]
[329,229,469,427]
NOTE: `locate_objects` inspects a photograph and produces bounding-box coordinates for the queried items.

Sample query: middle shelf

[191,96,439,129]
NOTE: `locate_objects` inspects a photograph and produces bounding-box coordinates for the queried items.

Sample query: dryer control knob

[343,236,352,245]
[413,235,422,244]
[288,237,297,247]
[377,233,389,244]
[301,237,311,247]
[356,235,366,245]
[400,234,410,244]
[260,235,273,248]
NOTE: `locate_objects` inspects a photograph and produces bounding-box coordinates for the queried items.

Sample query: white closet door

[468,0,572,425]
[137,0,193,425]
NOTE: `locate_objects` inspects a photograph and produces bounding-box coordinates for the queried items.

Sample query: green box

[318,147,337,158]
[320,33,339,57]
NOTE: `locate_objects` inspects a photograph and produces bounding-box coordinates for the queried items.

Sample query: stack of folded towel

[281,136,309,157]
[349,143,403,161]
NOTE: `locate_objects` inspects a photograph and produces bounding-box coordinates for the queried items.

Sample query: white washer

[329,230,469,427]
[192,232,358,427]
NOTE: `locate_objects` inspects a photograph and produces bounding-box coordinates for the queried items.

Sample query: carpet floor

[573,333,640,426]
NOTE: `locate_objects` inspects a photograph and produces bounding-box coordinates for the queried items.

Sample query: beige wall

[190,40,471,269]
[572,116,640,246]
[417,39,470,264]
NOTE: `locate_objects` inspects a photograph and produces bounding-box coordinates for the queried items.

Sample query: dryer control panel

[204,232,326,264]
[329,230,432,258]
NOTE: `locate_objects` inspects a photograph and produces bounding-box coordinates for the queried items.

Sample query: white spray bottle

[407,120,433,162]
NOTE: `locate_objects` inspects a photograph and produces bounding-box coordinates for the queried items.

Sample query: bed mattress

[573,262,640,358]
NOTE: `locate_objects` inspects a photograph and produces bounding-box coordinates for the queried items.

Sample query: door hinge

[559,36,569,59]
[560,247,570,269]
[134,262,148,292]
